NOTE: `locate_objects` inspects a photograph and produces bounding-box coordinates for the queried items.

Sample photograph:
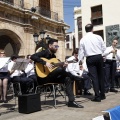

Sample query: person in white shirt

[8,55,34,94]
[79,24,106,102]
[25,55,37,92]
[66,48,92,95]
[0,51,10,103]
[103,37,120,93]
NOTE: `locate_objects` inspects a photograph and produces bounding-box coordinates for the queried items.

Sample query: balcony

[35,6,58,21]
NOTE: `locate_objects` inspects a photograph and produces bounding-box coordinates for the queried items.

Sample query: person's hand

[45,62,54,69]
[63,61,68,67]
[111,49,117,53]
[80,65,83,70]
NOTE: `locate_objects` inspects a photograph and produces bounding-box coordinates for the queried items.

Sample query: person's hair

[72,48,79,55]
[85,24,93,32]
[113,36,119,41]
[10,55,18,60]
[48,38,58,45]
[26,54,31,59]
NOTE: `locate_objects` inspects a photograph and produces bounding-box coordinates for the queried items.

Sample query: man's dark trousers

[86,54,105,98]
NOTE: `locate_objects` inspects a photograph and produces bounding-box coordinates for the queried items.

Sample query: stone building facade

[0,0,68,61]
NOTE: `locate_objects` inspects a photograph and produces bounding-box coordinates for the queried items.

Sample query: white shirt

[103,46,120,60]
[0,57,10,72]
[66,56,88,77]
[25,62,35,77]
[0,64,8,72]
[79,32,106,61]
[8,61,21,78]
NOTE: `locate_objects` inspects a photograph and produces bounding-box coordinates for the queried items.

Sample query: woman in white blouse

[0,51,9,103]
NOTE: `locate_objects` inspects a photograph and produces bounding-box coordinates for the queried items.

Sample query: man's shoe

[84,91,93,95]
[91,97,101,102]
[68,101,84,108]
[101,95,106,100]
[110,88,118,93]
[105,89,109,93]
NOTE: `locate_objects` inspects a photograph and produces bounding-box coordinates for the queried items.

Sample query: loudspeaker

[18,93,41,114]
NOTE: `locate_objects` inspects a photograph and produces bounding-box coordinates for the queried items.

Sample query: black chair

[35,82,66,108]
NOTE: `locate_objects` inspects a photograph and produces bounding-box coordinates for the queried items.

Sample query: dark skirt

[0,72,10,80]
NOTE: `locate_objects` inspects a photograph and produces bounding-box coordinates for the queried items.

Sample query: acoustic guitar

[35,57,76,78]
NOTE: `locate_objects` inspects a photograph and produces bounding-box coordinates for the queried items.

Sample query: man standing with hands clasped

[78,23,106,102]
[103,37,120,93]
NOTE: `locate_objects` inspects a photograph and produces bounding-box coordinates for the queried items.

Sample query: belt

[86,54,101,59]
[106,59,116,62]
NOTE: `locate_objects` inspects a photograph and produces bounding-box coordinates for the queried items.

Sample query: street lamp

[33,30,46,45]
[40,31,46,40]
[45,35,51,44]
[33,33,39,45]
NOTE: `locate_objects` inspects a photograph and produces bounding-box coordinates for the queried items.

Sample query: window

[77,17,82,31]
[66,43,69,49]
[66,35,69,42]
[94,30,104,40]
[39,0,51,18]
[39,0,50,11]
[91,5,103,25]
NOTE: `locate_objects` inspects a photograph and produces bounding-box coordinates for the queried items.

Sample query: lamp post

[45,35,51,44]
[33,31,46,45]
[33,33,39,45]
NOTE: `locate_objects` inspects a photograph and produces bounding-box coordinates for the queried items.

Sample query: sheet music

[0,57,10,69]
[12,58,29,71]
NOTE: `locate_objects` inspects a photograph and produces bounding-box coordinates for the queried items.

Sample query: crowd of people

[0,23,120,109]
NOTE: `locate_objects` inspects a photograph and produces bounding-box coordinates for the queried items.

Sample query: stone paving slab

[0,89,120,120]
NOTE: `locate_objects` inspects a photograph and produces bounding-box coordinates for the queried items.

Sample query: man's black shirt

[30,49,56,65]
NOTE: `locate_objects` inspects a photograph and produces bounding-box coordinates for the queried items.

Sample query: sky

[63,0,81,32]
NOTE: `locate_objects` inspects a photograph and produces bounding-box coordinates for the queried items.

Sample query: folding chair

[35,83,66,108]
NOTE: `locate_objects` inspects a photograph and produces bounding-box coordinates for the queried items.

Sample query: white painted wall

[74,7,82,48]
[81,0,120,43]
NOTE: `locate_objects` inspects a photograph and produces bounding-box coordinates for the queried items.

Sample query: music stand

[12,58,29,71]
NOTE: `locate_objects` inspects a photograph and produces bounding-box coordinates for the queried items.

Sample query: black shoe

[91,97,101,102]
[68,101,84,108]
[105,89,109,93]
[101,95,106,100]
[3,100,8,103]
[84,91,93,95]
[0,100,3,103]
[110,88,118,93]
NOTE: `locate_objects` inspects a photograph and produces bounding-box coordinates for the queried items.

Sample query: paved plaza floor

[0,88,120,120]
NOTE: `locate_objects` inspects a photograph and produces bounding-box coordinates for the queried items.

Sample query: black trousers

[86,54,105,98]
[68,73,91,91]
[37,67,75,102]
[12,76,34,94]
[115,71,120,87]
[104,60,116,90]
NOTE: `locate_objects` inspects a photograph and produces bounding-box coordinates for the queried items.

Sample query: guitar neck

[53,60,75,67]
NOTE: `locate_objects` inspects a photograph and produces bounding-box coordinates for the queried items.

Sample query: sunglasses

[53,45,59,48]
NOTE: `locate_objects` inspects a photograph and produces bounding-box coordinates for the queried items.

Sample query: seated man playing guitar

[30,38,83,108]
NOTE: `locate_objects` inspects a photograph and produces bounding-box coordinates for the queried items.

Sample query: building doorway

[0,30,21,57]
